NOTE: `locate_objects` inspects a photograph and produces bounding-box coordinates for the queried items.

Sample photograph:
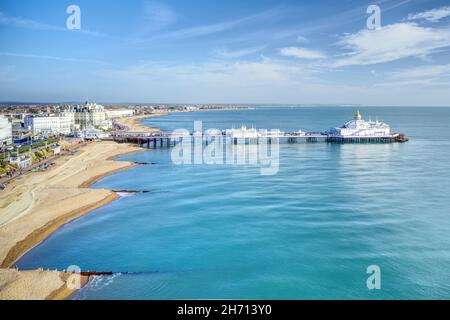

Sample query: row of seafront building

[24,103,134,136]
[0,102,134,177]
[1,108,406,149]
[1,102,134,140]
[1,102,246,145]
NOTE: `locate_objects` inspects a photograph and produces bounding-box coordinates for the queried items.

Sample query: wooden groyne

[133,162,156,165]
[80,271,114,277]
[113,190,151,194]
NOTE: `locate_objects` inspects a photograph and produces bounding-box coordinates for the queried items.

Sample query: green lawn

[0,138,59,160]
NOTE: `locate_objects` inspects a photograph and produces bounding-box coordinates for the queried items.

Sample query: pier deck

[105,131,408,148]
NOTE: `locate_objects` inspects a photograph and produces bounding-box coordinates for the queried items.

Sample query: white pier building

[328,111,391,138]
[225,126,259,139]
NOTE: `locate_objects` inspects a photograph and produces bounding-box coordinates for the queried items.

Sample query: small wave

[90,273,122,290]
[72,273,122,300]
[116,192,138,198]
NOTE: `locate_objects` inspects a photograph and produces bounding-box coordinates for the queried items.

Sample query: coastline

[0,109,229,300]
[114,113,165,133]
[0,140,144,300]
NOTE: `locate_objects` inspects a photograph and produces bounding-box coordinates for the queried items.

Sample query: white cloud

[374,78,438,87]
[388,64,450,80]
[0,65,17,82]
[280,47,326,59]
[0,52,107,65]
[296,35,309,43]
[374,63,450,88]
[137,7,289,43]
[213,46,266,59]
[142,1,176,31]
[0,11,63,31]
[92,58,450,105]
[99,58,315,85]
[333,23,450,67]
[408,6,450,22]
[0,11,116,39]
[96,57,330,103]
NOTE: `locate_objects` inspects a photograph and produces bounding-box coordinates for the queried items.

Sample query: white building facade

[63,102,110,130]
[9,156,32,169]
[0,115,13,146]
[329,111,391,137]
[24,115,74,135]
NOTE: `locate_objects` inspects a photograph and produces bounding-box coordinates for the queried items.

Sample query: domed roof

[354,110,362,120]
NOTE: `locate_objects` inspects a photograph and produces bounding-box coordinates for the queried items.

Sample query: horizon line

[0,101,450,108]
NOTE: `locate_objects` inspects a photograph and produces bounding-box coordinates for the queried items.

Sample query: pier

[104,112,409,148]
[106,131,408,148]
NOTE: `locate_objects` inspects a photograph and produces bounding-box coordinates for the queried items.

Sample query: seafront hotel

[0,115,13,147]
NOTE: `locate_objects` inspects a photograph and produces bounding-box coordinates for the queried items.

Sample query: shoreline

[114,108,252,133]
[2,147,146,268]
[0,112,179,300]
[0,140,145,300]
[1,192,120,269]
[114,113,165,133]
[0,109,229,300]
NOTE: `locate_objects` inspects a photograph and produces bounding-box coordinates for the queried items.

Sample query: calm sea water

[16,107,450,299]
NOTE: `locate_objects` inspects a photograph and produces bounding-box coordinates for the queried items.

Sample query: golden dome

[354,110,362,120]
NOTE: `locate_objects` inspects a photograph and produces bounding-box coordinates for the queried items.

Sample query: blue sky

[0,0,449,105]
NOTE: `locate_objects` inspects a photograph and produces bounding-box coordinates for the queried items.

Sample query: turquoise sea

[16,107,450,299]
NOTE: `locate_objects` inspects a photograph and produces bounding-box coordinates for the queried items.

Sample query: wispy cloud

[0,52,107,65]
[374,63,450,88]
[0,11,115,39]
[96,57,339,103]
[0,65,17,82]
[388,64,450,80]
[98,57,322,88]
[296,35,309,43]
[136,7,289,43]
[0,11,63,31]
[408,6,450,22]
[137,1,176,35]
[280,47,326,59]
[205,1,412,54]
[374,78,438,87]
[332,23,450,67]
[213,46,266,59]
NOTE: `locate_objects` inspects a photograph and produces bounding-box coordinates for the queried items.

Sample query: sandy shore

[0,141,142,300]
[114,114,166,133]
[0,268,89,300]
